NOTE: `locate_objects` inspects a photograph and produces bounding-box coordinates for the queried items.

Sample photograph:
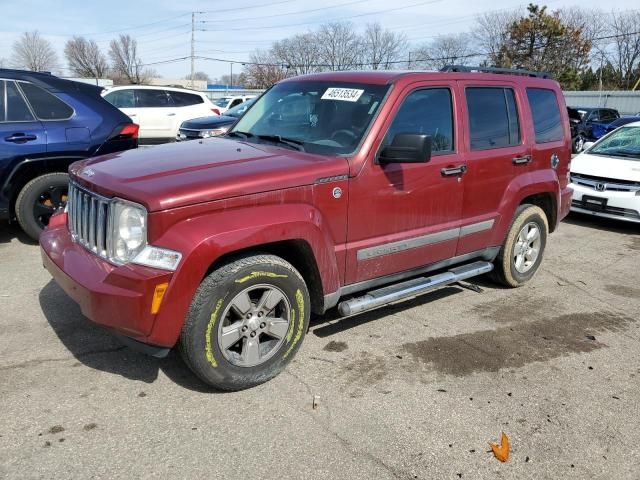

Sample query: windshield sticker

[321,88,365,102]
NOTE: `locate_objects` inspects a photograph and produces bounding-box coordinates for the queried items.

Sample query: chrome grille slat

[570,173,640,193]
[66,182,111,260]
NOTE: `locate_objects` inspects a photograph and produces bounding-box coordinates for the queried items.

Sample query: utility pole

[190,12,195,88]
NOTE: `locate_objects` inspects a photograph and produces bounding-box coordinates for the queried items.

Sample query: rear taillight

[118,123,139,139]
[212,108,220,115]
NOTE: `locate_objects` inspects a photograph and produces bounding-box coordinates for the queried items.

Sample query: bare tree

[414,33,474,70]
[243,49,289,89]
[602,10,640,89]
[108,35,152,84]
[361,23,407,70]
[64,37,108,78]
[472,10,520,66]
[315,22,362,70]
[184,71,211,82]
[272,32,322,75]
[10,31,59,72]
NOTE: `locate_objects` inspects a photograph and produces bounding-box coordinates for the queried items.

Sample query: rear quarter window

[526,88,563,143]
[169,91,204,107]
[19,82,74,120]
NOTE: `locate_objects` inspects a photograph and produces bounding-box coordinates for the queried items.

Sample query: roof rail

[440,65,553,79]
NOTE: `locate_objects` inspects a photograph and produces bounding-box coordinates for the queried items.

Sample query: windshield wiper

[226,131,254,140]
[256,134,305,151]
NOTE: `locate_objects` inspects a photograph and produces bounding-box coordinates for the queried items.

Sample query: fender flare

[147,203,340,346]
[491,169,559,245]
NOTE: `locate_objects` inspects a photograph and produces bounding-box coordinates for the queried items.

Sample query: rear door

[167,90,209,126]
[134,89,176,140]
[456,81,529,256]
[0,80,46,183]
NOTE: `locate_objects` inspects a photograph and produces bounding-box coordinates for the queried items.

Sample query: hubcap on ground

[575,136,584,152]
[513,222,541,274]
[217,284,291,367]
[34,185,68,228]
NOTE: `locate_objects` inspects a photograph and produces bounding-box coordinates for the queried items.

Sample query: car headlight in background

[108,199,181,271]
[199,126,230,138]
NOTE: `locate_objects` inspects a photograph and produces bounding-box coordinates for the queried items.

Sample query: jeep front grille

[67,182,111,259]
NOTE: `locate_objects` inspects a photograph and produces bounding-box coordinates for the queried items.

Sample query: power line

[200,0,444,32]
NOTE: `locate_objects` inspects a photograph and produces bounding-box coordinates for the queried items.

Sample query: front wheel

[179,254,310,391]
[15,172,69,241]
[490,204,548,288]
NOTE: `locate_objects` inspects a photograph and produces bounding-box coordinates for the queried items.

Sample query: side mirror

[378,134,432,164]
[583,142,595,150]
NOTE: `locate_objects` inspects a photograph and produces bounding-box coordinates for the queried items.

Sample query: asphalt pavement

[1,213,639,479]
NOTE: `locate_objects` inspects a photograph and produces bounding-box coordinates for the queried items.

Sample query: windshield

[226,98,255,118]
[589,126,640,159]
[214,97,232,107]
[230,81,390,155]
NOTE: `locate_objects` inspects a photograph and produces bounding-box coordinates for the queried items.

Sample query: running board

[337,261,493,316]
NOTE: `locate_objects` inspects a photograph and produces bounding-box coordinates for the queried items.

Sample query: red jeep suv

[41,67,572,390]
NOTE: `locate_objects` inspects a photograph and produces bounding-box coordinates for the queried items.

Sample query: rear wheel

[15,173,69,241]
[490,204,548,288]
[179,254,310,391]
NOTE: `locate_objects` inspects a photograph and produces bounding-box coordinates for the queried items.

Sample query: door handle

[167,113,176,116]
[441,165,467,177]
[512,155,532,165]
[128,113,137,117]
[5,134,37,143]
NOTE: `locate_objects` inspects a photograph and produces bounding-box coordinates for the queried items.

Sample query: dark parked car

[176,98,255,141]
[568,106,619,153]
[0,69,138,240]
[591,116,640,140]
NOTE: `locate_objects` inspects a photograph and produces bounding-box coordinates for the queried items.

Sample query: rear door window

[136,89,172,108]
[104,89,136,108]
[526,88,563,143]
[19,82,74,120]
[169,91,204,107]
[383,88,454,154]
[466,87,520,150]
[6,81,35,122]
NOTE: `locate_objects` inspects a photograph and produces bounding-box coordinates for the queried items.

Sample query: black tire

[179,254,310,391]
[490,204,548,288]
[15,172,69,241]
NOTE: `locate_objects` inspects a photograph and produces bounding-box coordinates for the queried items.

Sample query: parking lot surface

[1,213,639,479]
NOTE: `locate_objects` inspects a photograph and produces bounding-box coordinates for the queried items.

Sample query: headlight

[109,199,147,264]
[107,198,182,271]
[199,126,229,138]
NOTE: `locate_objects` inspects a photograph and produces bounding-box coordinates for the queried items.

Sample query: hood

[571,152,640,183]
[70,138,349,211]
[181,115,236,130]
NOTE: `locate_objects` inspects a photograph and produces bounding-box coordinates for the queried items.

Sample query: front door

[345,82,466,285]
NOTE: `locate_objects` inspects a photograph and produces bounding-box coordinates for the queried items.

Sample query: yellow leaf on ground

[489,432,510,462]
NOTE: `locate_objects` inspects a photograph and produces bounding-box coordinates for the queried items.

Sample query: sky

[0,0,636,81]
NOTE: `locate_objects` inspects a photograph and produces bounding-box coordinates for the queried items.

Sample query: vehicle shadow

[563,212,640,234]
[310,285,466,337]
[0,220,37,245]
[38,280,218,393]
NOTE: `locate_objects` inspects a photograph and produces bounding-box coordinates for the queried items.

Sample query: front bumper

[40,215,175,344]
[569,182,640,223]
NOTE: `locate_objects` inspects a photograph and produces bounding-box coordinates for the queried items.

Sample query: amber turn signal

[151,283,169,314]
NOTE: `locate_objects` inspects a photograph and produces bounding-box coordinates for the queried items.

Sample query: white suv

[211,95,255,115]
[102,86,217,144]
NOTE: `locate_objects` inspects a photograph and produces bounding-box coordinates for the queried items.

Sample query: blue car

[591,116,640,140]
[1,69,138,240]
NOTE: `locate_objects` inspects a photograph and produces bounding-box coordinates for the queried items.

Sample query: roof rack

[440,65,553,79]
